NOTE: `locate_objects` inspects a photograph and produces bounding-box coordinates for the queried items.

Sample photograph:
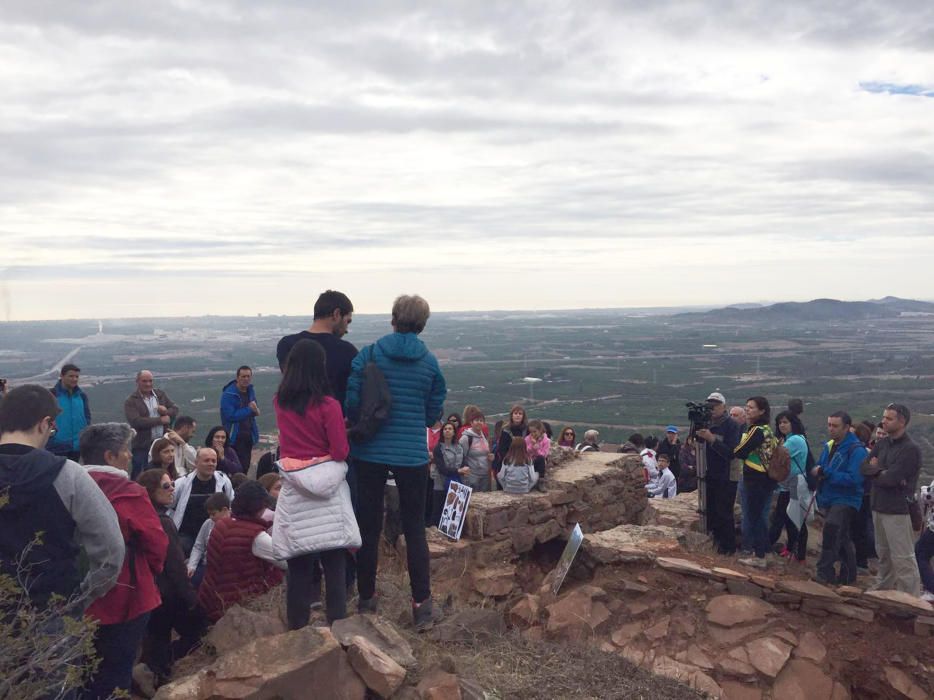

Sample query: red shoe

[779,547,793,560]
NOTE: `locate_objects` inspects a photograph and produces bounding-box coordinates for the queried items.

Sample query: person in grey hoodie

[0,385,124,613]
[459,412,493,492]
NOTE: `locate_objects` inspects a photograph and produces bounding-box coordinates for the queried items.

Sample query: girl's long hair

[774,410,805,436]
[441,421,458,445]
[508,404,528,431]
[504,436,530,465]
[277,339,332,415]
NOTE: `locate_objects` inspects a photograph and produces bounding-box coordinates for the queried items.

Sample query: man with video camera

[692,392,742,554]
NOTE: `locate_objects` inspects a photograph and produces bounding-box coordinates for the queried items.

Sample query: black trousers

[141,599,205,681]
[852,493,877,567]
[707,479,738,555]
[355,460,431,604]
[233,432,254,474]
[287,549,346,628]
[817,504,858,584]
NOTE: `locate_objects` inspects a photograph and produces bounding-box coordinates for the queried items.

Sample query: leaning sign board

[551,523,584,595]
[438,481,472,541]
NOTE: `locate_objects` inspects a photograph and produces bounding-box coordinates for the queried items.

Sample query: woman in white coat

[273,339,360,627]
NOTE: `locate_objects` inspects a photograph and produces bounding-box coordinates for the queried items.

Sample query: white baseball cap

[706,392,726,404]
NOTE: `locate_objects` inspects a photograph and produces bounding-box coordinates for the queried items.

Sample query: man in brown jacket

[125,370,178,478]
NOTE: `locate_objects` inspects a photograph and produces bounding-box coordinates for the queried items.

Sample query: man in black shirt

[170,447,235,556]
[695,392,742,554]
[276,290,358,405]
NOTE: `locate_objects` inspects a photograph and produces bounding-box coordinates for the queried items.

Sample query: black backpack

[347,346,392,443]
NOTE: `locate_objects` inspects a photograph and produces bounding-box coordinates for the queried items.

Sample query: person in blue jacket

[48,363,91,461]
[813,411,867,585]
[345,294,446,630]
[220,366,259,472]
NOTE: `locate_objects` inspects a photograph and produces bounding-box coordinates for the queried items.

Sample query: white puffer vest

[271,459,361,559]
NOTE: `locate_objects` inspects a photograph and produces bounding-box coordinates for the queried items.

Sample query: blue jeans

[83,612,151,699]
[742,478,775,558]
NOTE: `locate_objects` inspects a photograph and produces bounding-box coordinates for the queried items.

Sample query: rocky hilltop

[153,449,934,699]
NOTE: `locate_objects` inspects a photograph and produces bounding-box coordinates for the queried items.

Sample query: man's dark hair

[0,385,61,434]
[236,365,252,376]
[628,433,645,448]
[645,435,658,450]
[313,290,353,320]
[175,415,196,430]
[885,403,911,425]
[787,398,804,416]
[277,339,331,415]
[829,410,852,426]
[205,492,230,513]
[61,363,81,375]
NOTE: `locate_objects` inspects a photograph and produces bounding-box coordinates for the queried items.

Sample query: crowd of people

[1,289,933,699]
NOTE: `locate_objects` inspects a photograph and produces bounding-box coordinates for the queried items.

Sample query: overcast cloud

[1,0,933,320]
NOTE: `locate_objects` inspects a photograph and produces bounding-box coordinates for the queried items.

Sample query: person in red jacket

[79,423,167,700]
[197,480,285,622]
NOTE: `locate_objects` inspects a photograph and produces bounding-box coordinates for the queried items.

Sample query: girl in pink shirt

[524,419,550,492]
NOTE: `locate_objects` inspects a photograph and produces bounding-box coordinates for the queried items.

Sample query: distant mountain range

[679,296,934,322]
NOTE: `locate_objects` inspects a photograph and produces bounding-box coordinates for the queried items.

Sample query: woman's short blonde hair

[391,294,430,334]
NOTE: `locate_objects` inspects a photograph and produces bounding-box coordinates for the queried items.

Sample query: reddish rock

[643,615,670,642]
[720,680,763,700]
[823,603,873,622]
[712,567,750,582]
[626,600,652,618]
[685,644,715,671]
[152,627,365,700]
[749,575,775,590]
[708,621,769,646]
[706,595,777,628]
[773,629,797,646]
[772,659,834,700]
[864,590,934,615]
[417,670,462,700]
[610,622,642,647]
[776,580,842,602]
[544,586,611,642]
[346,635,407,699]
[471,565,517,597]
[506,594,541,629]
[914,616,934,637]
[331,614,417,669]
[836,585,862,598]
[883,666,927,700]
[793,631,826,664]
[652,656,722,698]
[205,604,286,655]
[656,556,713,578]
[744,636,791,678]
[717,656,757,680]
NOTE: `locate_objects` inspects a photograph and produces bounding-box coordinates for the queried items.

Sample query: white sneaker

[737,556,768,570]
[921,591,934,603]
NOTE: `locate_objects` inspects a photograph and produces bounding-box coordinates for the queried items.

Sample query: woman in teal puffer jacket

[344,294,447,630]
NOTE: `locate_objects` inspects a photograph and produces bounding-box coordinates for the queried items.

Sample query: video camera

[686,401,713,437]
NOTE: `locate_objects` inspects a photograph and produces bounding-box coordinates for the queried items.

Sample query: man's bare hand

[249,401,260,416]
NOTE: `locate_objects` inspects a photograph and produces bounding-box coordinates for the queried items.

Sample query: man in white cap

[694,391,742,554]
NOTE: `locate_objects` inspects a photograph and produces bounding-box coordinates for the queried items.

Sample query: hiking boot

[534,480,548,493]
[132,663,157,699]
[738,556,768,570]
[358,596,378,615]
[413,598,435,632]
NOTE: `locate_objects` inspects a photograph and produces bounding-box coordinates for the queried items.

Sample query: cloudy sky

[1,1,932,321]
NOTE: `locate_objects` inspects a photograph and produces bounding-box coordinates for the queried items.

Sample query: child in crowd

[431,422,467,524]
[525,419,550,491]
[497,437,540,494]
[493,405,528,487]
[186,493,230,587]
[459,410,493,491]
[197,480,285,622]
[258,472,281,522]
[646,453,677,498]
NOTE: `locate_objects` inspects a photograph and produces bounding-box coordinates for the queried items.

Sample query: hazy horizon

[4,295,934,324]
